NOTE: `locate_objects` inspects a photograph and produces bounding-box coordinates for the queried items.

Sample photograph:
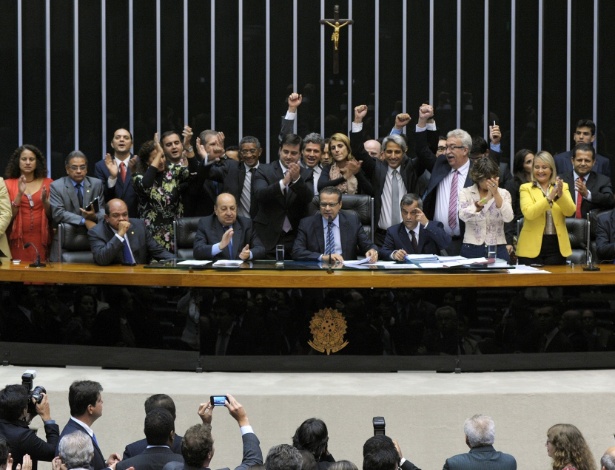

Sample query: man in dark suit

[379,193,451,261]
[596,208,615,262]
[123,394,182,459]
[94,128,139,217]
[292,187,378,263]
[193,193,265,261]
[117,408,183,470]
[58,380,120,470]
[88,199,174,266]
[415,104,474,255]
[0,384,59,470]
[560,143,614,219]
[253,134,313,257]
[164,394,263,470]
[50,151,106,230]
[554,119,611,179]
[351,106,425,246]
[363,435,421,470]
[443,414,516,470]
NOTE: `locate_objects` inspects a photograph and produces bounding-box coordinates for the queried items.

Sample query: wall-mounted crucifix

[320,5,353,75]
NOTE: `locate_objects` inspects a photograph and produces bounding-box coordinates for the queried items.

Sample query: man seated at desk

[193,193,265,261]
[292,186,378,263]
[379,193,451,261]
[88,198,174,265]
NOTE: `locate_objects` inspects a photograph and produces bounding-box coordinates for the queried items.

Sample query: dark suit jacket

[123,435,183,460]
[50,176,106,226]
[193,215,266,260]
[350,129,424,226]
[379,221,451,260]
[116,446,183,470]
[555,150,611,178]
[292,211,376,261]
[94,158,138,217]
[560,170,614,218]
[595,209,615,262]
[253,161,313,251]
[0,418,59,470]
[59,418,106,470]
[88,218,174,265]
[205,160,259,218]
[317,164,374,196]
[443,445,517,470]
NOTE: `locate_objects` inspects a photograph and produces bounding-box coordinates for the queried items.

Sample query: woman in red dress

[4,145,53,262]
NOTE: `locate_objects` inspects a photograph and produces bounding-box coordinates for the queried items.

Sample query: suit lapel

[398,225,414,253]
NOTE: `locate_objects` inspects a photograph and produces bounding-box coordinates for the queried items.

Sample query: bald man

[601,447,615,470]
[364,139,382,159]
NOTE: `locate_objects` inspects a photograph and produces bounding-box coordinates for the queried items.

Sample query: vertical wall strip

[156,0,161,133]
[101,0,107,156]
[292,0,298,134]
[537,0,543,148]
[593,0,599,144]
[211,1,215,130]
[456,0,461,127]
[265,0,271,160]
[183,0,188,125]
[17,0,23,145]
[45,0,51,167]
[483,0,489,139]
[401,0,407,119]
[347,0,353,128]
[129,0,134,136]
[510,0,516,163]
[74,0,79,150]
[320,0,325,138]
[566,0,572,150]
[429,0,434,106]
[238,0,243,141]
[374,0,379,138]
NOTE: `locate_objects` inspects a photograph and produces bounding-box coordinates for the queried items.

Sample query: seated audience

[379,193,450,261]
[193,193,265,261]
[292,187,378,264]
[442,414,516,470]
[88,199,174,265]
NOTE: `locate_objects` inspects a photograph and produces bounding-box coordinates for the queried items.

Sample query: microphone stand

[24,243,46,268]
[583,213,600,271]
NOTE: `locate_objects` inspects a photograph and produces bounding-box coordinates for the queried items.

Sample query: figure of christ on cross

[320,5,353,74]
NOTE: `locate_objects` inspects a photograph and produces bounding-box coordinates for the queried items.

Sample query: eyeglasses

[437,146,447,152]
[68,165,87,171]
[444,145,466,152]
[240,148,259,155]
[319,202,340,208]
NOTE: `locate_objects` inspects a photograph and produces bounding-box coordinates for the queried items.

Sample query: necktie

[76,183,84,208]
[325,220,334,255]
[240,168,255,217]
[224,226,233,258]
[410,230,418,252]
[575,176,584,219]
[122,238,135,265]
[391,170,401,225]
[119,161,127,182]
[448,170,458,230]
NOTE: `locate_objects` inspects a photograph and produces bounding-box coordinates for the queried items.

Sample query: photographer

[0,384,59,470]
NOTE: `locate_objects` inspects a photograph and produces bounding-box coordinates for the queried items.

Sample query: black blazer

[443,445,516,470]
[560,170,614,218]
[379,221,451,260]
[205,160,259,218]
[123,435,183,460]
[116,446,183,470]
[193,214,266,260]
[59,419,106,470]
[94,158,139,217]
[0,418,59,470]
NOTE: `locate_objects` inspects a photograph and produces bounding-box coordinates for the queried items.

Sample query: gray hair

[381,134,407,154]
[266,444,303,470]
[447,129,472,149]
[400,193,422,209]
[464,414,495,447]
[58,432,94,469]
[602,454,615,470]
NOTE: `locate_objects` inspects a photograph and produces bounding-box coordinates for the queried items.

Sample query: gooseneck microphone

[24,243,46,268]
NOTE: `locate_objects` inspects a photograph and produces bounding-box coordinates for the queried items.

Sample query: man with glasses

[292,187,377,263]
[50,151,105,230]
[415,104,474,255]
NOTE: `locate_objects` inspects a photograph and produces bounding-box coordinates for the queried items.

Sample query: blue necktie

[76,183,83,208]
[325,221,334,255]
[224,226,233,258]
[123,238,135,265]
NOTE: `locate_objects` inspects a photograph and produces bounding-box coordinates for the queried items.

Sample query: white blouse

[458,185,514,245]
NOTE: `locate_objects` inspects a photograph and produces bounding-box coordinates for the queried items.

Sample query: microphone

[24,243,46,268]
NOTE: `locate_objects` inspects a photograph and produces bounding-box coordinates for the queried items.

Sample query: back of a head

[181,423,214,468]
[0,384,29,421]
[547,423,595,470]
[298,450,318,470]
[144,408,175,446]
[329,461,358,470]
[58,431,94,469]
[362,436,398,470]
[292,418,329,460]
[464,414,495,448]
[69,380,103,417]
[266,444,303,470]
[144,394,176,419]
[0,439,8,469]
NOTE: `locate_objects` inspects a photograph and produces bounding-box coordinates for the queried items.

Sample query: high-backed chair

[309,194,375,242]
[53,223,95,263]
[173,216,201,259]
[516,217,588,264]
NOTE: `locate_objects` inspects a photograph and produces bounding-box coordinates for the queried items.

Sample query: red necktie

[120,162,127,183]
[575,176,584,219]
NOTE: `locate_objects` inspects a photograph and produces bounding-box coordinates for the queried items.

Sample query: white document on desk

[212,260,243,267]
[508,264,550,274]
[344,258,374,268]
[177,260,212,266]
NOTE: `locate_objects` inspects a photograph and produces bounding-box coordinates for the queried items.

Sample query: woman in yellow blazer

[0,178,13,260]
[516,151,575,265]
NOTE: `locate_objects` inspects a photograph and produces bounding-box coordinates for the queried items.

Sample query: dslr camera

[373,416,385,436]
[21,370,46,414]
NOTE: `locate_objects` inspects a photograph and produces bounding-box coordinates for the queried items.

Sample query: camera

[373,416,385,436]
[21,370,46,414]
[210,395,227,406]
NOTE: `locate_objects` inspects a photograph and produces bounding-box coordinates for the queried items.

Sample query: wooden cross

[320,5,353,74]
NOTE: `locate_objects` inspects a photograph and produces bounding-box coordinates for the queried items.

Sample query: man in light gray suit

[443,415,516,470]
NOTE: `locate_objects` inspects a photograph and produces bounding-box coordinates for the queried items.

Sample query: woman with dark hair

[4,145,52,262]
[546,424,596,470]
[318,133,372,195]
[132,134,197,252]
[292,418,335,470]
[505,149,534,221]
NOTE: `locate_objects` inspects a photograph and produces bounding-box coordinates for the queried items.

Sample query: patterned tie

[75,183,83,208]
[120,162,127,183]
[122,238,135,265]
[575,176,584,219]
[240,168,254,218]
[448,170,458,230]
[410,230,418,252]
[325,220,334,255]
[391,170,401,226]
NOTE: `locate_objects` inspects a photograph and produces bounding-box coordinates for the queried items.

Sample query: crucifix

[320,5,353,74]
